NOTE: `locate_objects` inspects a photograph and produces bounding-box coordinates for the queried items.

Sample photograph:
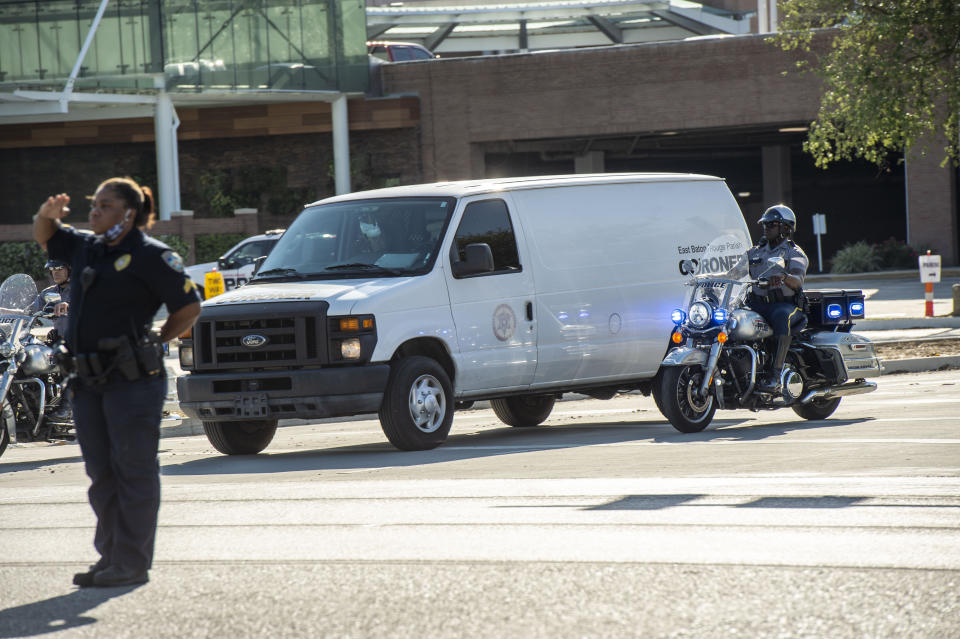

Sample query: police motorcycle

[656,236,882,433]
[0,273,75,458]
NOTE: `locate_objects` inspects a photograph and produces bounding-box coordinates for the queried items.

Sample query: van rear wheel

[203,420,277,455]
[490,394,556,427]
[379,356,454,450]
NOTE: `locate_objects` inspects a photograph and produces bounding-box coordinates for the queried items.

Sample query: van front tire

[379,356,453,450]
[490,394,556,427]
[203,419,277,455]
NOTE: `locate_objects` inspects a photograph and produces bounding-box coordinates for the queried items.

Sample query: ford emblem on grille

[241,334,268,348]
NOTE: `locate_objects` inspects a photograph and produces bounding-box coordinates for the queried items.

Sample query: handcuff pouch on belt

[74,335,164,384]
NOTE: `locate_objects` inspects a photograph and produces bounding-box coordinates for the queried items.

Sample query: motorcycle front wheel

[658,366,717,433]
[0,401,12,457]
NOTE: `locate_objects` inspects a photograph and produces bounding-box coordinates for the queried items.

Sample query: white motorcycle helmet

[759,204,797,233]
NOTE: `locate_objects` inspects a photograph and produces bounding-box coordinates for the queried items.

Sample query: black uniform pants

[73,374,166,572]
[747,295,804,336]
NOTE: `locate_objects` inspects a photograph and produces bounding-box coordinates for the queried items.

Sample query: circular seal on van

[492,304,516,342]
[608,313,622,334]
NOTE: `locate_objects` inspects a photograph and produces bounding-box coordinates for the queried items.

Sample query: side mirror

[451,243,495,277]
[217,257,229,270]
[42,291,62,305]
[252,255,268,276]
[759,256,786,276]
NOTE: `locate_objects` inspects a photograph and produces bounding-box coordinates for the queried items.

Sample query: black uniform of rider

[727,205,809,392]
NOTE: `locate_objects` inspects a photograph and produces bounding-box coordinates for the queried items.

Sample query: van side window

[451,199,521,276]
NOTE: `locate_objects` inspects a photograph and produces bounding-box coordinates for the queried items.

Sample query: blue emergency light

[713,308,727,323]
[849,301,865,317]
[671,309,686,325]
[826,303,844,320]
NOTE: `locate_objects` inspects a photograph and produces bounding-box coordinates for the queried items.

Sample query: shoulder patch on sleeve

[162,250,185,273]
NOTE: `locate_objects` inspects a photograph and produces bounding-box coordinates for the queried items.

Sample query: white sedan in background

[185,229,284,298]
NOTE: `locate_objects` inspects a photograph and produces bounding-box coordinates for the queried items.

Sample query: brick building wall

[0,98,422,225]
[381,34,958,264]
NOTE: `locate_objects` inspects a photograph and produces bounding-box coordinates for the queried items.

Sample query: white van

[177,174,750,454]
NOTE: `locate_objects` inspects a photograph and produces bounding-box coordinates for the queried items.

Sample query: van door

[444,198,537,392]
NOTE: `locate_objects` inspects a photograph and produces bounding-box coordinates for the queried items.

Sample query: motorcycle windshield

[0,273,39,316]
[680,233,752,313]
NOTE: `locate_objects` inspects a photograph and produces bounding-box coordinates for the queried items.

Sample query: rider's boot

[757,335,792,393]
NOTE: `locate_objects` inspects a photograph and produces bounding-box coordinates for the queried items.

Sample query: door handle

[525,301,534,322]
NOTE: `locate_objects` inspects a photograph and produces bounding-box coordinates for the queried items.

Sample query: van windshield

[251,197,455,281]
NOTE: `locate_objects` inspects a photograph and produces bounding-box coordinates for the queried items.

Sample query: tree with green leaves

[774,0,959,168]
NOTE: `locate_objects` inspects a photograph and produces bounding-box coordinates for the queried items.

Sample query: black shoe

[92,565,149,587]
[73,559,109,588]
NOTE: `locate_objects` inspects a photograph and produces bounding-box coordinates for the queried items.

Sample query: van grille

[191,301,328,370]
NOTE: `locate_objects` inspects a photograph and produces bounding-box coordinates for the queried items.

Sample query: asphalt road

[1,369,959,638]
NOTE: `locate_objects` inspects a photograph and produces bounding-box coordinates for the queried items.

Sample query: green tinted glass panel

[0,0,367,92]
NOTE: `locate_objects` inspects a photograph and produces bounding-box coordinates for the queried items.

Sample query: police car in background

[185,229,284,298]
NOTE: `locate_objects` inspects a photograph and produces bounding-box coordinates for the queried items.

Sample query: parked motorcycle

[0,273,74,457]
[657,238,882,433]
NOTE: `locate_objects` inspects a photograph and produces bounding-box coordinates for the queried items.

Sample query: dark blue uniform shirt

[46,226,200,354]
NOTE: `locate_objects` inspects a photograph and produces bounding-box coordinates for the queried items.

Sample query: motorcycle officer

[34,259,72,339]
[727,204,809,393]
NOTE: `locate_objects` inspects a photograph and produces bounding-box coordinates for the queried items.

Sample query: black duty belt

[73,335,164,385]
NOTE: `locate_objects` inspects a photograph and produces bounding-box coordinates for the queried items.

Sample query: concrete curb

[858,317,960,330]
[880,355,960,375]
[806,267,960,282]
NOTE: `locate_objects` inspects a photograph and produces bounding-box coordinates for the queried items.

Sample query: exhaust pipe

[800,380,877,404]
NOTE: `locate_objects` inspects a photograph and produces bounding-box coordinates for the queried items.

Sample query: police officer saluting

[33,178,201,588]
[727,204,809,393]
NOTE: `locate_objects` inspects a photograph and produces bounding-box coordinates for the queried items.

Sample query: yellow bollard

[204,269,225,299]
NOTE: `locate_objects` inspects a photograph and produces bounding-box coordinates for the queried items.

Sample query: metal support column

[154,90,181,221]
[332,94,351,195]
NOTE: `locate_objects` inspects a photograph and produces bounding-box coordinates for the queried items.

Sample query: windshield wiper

[255,267,303,278]
[324,263,404,275]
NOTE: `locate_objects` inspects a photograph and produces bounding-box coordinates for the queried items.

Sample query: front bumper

[177,365,391,422]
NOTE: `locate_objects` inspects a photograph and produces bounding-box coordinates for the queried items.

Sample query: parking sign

[919,253,941,283]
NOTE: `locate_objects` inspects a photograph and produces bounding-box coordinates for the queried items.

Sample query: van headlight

[688,302,711,328]
[179,343,194,368]
[340,337,362,359]
[329,314,377,363]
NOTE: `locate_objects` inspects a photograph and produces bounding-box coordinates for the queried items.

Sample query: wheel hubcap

[679,369,713,422]
[408,374,446,433]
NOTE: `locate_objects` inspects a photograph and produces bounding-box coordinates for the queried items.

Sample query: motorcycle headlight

[688,302,712,329]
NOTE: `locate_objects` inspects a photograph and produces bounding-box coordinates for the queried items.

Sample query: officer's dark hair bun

[95,177,148,226]
[140,186,157,230]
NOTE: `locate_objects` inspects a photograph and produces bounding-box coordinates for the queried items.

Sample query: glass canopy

[0,0,368,93]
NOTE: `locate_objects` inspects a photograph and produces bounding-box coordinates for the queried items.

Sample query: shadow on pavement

[0,584,140,638]
[654,416,872,443]
[0,454,84,473]
[160,414,867,476]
